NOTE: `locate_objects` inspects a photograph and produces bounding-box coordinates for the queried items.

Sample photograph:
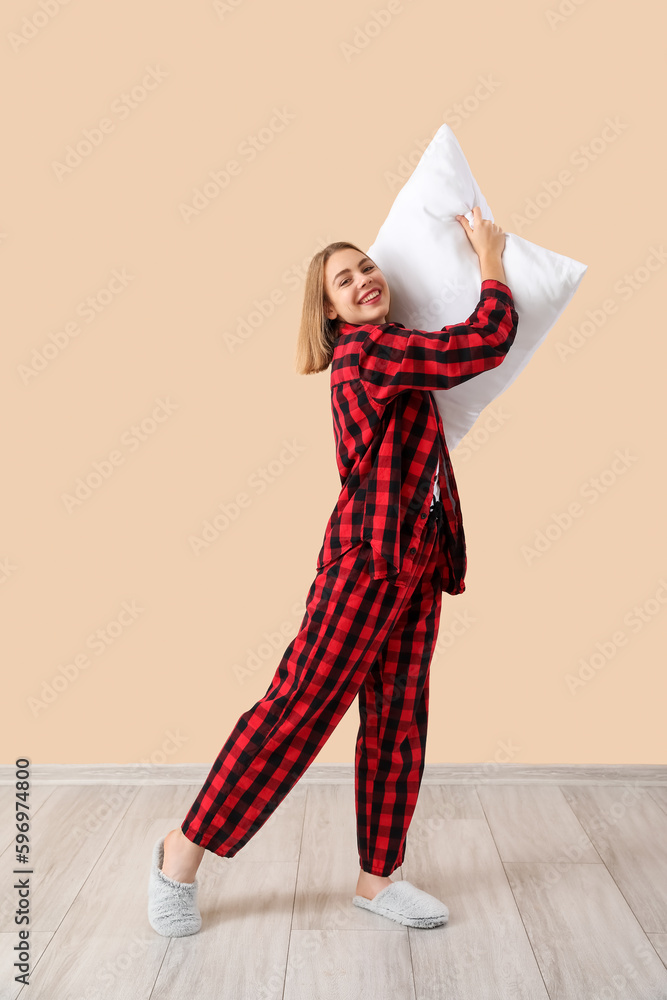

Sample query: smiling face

[323,248,390,327]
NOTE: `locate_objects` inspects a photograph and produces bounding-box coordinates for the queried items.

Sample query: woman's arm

[357,280,518,404]
[479,250,506,284]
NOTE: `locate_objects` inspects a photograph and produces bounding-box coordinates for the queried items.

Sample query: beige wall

[4,0,665,766]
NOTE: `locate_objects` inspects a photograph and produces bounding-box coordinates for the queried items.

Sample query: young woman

[148,206,518,936]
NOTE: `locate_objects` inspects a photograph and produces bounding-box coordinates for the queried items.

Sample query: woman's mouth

[359,289,381,305]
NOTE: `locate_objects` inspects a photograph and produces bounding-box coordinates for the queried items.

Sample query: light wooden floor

[2,779,667,999]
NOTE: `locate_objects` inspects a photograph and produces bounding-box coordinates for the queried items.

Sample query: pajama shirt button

[409,547,417,555]
[420,512,427,519]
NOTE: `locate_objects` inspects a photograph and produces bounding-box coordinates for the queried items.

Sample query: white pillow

[367,123,588,451]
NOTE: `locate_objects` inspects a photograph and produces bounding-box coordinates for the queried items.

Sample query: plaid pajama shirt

[316,278,519,595]
[181,278,518,876]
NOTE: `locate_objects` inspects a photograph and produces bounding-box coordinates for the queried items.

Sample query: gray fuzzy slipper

[148,836,202,936]
[353,879,449,928]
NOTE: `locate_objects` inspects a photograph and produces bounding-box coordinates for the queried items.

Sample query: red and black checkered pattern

[181,280,517,874]
[317,279,518,595]
[181,500,449,876]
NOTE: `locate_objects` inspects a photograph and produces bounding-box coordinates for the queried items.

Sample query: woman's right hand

[455,206,506,259]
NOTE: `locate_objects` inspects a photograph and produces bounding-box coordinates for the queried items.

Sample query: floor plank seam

[475,784,555,1000]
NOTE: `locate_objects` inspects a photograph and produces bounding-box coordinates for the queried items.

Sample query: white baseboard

[1,763,665,785]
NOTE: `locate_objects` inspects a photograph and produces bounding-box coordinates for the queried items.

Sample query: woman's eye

[340,265,374,287]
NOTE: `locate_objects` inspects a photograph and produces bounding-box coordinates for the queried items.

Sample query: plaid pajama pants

[181,497,449,877]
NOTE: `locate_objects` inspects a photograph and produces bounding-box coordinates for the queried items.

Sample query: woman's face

[323,248,390,327]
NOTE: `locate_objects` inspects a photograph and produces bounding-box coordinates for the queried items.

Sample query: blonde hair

[294,241,391,375]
